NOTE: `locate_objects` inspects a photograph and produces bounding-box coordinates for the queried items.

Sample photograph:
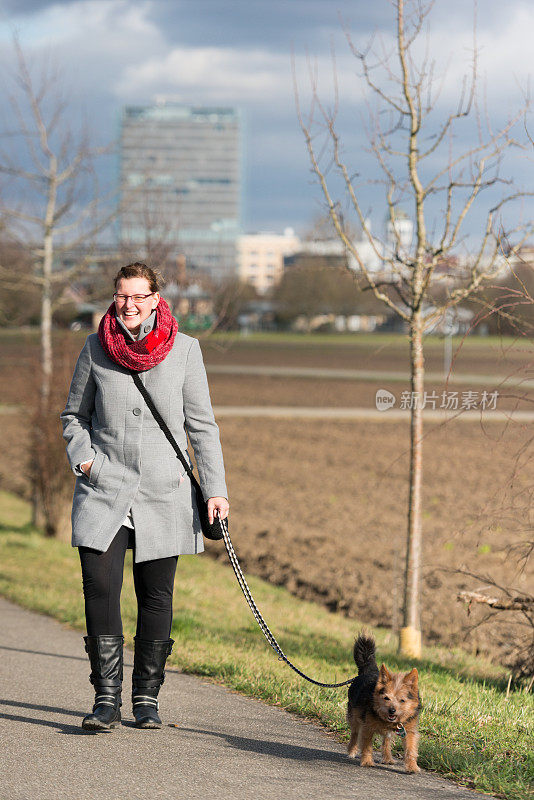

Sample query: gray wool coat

[60,330,228,562]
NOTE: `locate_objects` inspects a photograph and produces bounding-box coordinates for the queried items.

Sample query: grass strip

[0,491,532,800]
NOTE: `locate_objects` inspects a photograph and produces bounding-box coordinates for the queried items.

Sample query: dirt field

[201,331,534,378]
[1,330,532,668]
[215,416,532,667]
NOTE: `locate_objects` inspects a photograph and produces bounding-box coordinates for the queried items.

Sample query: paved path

[214,405,534,421]
[206,363,534,388]
[0,597,487,800]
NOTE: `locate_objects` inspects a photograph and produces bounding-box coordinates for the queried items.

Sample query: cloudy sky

[1,0,533,241]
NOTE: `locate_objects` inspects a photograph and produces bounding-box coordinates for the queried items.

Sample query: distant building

[385,209,413,258]
[296,238,349,259]
[237,228,301,294]
[119,101,242,282]
[285,228,383,274]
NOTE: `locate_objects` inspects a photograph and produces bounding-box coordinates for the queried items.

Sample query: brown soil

[211,416,533,669]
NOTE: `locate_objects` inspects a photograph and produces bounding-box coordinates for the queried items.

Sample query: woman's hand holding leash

[208,497,229,524]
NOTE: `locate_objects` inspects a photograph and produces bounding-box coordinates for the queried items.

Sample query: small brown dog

[346,633,421,773]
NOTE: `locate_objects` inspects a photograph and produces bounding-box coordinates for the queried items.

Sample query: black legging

[79,526,178,640]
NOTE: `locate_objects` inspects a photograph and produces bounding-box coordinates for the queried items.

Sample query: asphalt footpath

[0,596,488,800]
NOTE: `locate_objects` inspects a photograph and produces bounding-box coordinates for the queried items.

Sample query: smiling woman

[113,268,159,336]
[60,261,229,732]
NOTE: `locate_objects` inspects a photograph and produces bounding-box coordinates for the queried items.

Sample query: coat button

[132,407,141,416]
[144,324,151,333]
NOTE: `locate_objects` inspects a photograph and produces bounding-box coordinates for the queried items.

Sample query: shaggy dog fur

[347,633,421,773]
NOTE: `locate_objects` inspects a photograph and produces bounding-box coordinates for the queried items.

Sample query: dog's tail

[353,632,376,673]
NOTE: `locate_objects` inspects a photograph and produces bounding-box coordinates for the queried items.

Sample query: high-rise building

[119,102,242,282]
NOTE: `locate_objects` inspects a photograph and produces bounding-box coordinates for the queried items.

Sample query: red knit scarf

[98,298,178,372]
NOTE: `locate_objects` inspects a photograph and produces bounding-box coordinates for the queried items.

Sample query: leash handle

[218,515,357,689]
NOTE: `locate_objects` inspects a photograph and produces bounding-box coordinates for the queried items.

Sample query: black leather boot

[132,637,174,729]
[82,635,123,731]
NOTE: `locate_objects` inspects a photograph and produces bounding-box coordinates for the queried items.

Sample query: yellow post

[399,626,421,658]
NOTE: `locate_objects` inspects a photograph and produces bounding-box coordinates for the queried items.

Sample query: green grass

[0,490,532,799]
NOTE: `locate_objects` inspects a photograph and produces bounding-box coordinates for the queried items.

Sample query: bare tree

[0,38,117,532]
[294,0,532,656]
[0,37,116,402]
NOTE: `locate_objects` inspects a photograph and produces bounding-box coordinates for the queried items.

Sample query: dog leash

[131,370,355,687]
[217,515,358,688]
[130,369,357,689]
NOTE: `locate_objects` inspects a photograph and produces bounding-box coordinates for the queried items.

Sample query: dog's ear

[378,663,392,684]
[403,668,418,688]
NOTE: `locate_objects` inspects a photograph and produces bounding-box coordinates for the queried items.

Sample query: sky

[1,0,533,243]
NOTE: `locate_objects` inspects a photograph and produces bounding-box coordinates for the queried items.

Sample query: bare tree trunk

[32,275,52,528]
[41,171,56,404]
[401,313,424,657]
[31,263,52,527]
[32,173,56,528]
[32,275,53,530]
[41,280,52,402]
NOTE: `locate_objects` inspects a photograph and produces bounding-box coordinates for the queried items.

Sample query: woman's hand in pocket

[80,459,94,478]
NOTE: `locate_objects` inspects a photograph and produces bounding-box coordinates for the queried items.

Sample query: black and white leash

[131,371,363,690]
[217,515,358,689]
[218,518,406,735]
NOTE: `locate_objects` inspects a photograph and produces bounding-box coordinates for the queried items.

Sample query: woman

[61,262,229,732]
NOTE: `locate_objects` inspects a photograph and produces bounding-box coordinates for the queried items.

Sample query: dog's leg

[381,732,395,764]
[404,728,421,773]
[347,727,360,759]
[347,705,360,759]
[359,725,375,767]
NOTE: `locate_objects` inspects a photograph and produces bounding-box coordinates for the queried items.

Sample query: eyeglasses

[113,293,154,304]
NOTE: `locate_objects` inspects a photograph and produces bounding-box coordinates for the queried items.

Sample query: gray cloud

[4,0,509,51]
[0,0,76,14]
[146,0,515,53]
[146,0,391,53]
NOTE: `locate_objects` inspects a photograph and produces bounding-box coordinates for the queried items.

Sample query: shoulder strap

[130,371,201,492]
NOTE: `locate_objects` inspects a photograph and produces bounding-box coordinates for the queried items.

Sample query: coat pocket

[88,450,106,488]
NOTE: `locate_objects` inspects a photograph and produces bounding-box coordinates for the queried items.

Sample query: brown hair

[113,262,163,293]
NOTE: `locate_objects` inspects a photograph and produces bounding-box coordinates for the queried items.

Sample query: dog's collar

[396,723,406,737]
